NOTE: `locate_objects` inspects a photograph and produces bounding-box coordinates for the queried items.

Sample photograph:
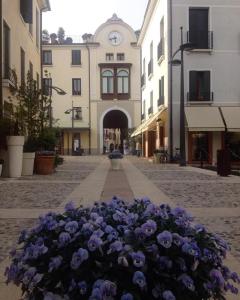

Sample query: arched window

[117,70,129,94]
[102,70,114,93]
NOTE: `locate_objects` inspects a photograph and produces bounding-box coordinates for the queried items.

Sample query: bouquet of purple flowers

[5,197,240,300]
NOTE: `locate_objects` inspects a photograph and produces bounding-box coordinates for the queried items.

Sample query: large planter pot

[22,152,35,176]
[35,154,55,175]
[110,158,121,170]
[7,136,24,178]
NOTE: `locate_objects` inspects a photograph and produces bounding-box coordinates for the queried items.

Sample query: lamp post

[49,85,66,128]
[170,27,195,166]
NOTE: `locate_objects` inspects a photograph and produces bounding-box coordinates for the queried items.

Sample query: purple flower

[82,222,94,236]
[89,287,102,300]
[65,201,75,211]
[109,241,123,253]
[162,290,176,300]
[182,242,200,257]
[121,293,134,300]
[71,248,89,270]
[158,256,172,270]
[105,225,114,234]
[22,267,37,285]
[209,269,225,288]
[124,212,138,225]
[58,232,71,247]
[133,271,146,288]
[113,210,125,222]
[65,221,79,234]
[178,274,195,291]
[131,251,145,268]
[231,272,240,283]
[141,220,157,236]
[157,231,172,248]
[172,233,184,246]
[134,227,146,241]
[100,280,117,299]
[78,281,87,295]
[88,235,103,252]
[48,256,63,272]
[118,256,129,267]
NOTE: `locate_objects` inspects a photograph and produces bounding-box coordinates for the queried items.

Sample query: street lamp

[49,86,66,128]
[170,27,195,166]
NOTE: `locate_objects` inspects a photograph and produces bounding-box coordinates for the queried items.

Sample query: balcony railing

[187,91,214,102]
[157,39,164,60]
[187,30,213,49]
[141,74,146,87]
[148,106,153,115]
[158,96,164,106]
[141,113,145,120]
[148,59,153,77]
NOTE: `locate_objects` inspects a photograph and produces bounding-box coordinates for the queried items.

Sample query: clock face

[108,31,122,46]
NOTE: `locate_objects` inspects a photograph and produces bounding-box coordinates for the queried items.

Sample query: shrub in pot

[108,150,123,170]
[22,137,39,176]
[5,198,240,300]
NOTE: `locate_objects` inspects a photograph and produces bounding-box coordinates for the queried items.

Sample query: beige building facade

[43,14,141,155]
[134,0,240,165]
[1,0,50,117]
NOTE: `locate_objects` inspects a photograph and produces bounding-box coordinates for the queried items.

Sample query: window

[72,78,81,95]
[20,47,25,84]
[158,76,164,106]
[148,91,153,114]
[142,100,146,120]
[29,61,33,80]
[72,50,81,65]
[106,53,114,61]
[102,70,114,94]
[189,8,210,49]
[20,0,33,23]
[141,58,146,87]
[117,53,125,61]
[117,70,129,94]
[42,78,52,96]
[74,107,82,120]
[42,50,52,65]
[148,42,153,76]
[158,17,164,59]
[36,9,39,48]
[189,71,211,101]
[3,21,10,79]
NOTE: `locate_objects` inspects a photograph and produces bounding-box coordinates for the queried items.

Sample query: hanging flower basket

[5,198,240,300]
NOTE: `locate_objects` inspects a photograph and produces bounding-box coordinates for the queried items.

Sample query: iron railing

[187,91,214,102]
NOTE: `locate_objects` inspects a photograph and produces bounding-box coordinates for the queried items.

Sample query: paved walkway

[0,155,239,299]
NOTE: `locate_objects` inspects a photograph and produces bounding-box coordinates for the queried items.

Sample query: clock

[108,31,122,46]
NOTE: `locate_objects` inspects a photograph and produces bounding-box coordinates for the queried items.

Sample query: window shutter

[161,76,164,98]
[189,71,197,101]
[20,0,33,24]
[203,71,210,100]
[159,79,161,100]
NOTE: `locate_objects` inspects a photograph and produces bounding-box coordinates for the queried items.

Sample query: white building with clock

[42,14,141,155]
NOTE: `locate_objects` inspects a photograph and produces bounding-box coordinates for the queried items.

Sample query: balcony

[187,30,213,50]
[148,106,153,115]
[2,66,17,89]
[158,96,164,107]
[157,39,164,61]
[187,91,214,103]
[148,60,153,77]
[141,74,146,88]
[141,113,145,120]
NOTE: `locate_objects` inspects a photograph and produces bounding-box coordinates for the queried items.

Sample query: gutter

[86,43,91,154]
[168,0,173,160]
[0,0,3,118]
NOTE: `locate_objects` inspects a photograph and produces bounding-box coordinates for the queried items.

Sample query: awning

[131,106,166,137]
[220,107,240,132]
[185,106,225,131]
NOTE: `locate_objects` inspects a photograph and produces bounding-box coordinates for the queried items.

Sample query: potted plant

[5,198,240,299]
[108,149,123,170]
[0,159,4,176]
[22,136,39,176]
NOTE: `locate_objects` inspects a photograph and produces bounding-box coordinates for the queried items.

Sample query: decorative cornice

[107,13,123,23]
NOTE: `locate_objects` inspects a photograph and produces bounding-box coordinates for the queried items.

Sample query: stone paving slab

[0,182,78,208]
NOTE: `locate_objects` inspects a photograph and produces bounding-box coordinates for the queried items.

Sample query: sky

[43,0,148,41]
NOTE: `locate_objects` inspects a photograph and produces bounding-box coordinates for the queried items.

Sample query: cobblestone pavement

[130,156,240,262]
[0,156,102,263]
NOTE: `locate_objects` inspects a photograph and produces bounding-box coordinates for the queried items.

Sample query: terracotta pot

[35,155,55,175]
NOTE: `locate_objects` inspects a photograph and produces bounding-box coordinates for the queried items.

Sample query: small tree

[50,33,58,44]
[42,29,50,44]
[57,27,65,44]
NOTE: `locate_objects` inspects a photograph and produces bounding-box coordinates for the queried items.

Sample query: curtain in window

[102,70,114,93]
[117,70,129,94]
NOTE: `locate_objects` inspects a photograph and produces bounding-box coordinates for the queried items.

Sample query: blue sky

[43,0,148,39]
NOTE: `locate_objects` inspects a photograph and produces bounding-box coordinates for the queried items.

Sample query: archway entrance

[103,110,128,154]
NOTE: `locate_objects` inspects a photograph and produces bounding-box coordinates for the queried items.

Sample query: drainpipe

[0,0,3,118]
[86,43,91,154]
[168,0,173,161]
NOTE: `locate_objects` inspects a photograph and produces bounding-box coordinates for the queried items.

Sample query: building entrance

[103,110,128,154]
